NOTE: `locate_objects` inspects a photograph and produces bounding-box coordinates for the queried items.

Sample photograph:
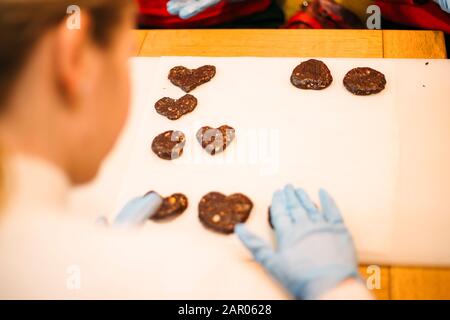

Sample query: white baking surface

[69,57,450,297]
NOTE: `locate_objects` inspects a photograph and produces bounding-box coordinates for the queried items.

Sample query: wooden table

[133,29,450,300]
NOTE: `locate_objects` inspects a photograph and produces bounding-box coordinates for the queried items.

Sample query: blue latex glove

[167,0,222,19]
[97,192,163,228]
[235,184,360,300]
[435,0,450,13]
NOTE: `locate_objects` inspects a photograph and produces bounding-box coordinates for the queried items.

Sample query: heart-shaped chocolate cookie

[150,193,188,221]
[198,192,253,234]
[155,94,197,120]
[168,65,216,93]
[151,130,186,160]
[196,125,235,155]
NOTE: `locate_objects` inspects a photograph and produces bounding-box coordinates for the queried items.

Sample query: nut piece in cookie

[196,125,235,155]
[168,65,216,93]
[291,59,333,90]
[343,67,386,95]
[155,94,197,120]
[198,192,253,234]
[150,193,188,221]
[151,130,186,160]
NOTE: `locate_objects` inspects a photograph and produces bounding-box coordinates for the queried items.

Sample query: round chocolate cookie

[198,192,253,234]
[155,94,197,120]
[290,59,333,90]
[168,65,216,93]
[151,130,186,160]
[196,125,235,155]
[343,67,386,95]
[151,193,188,221]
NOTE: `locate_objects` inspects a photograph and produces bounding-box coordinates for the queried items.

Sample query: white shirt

[0,155,371,299]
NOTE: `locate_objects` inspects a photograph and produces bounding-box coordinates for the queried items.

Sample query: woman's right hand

[236,184,361,300]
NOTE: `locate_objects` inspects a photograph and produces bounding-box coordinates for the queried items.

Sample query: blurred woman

[0,0,368,299]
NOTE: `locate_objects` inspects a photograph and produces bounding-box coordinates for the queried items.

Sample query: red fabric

[137,0,271,28]
[375,0,450,34]
[286,0,450,34]
[286,12,324,29]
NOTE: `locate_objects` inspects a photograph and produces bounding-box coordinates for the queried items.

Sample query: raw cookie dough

[168,65,216,93]
[343,67,386,95]
[151,193,188,221]
[198,192,253,234]
[155,94,197,120]
[290,59,333,90]
[196,125,235,155]
[151,130,186,160]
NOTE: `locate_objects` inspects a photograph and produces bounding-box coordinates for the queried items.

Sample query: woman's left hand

[97,192,163,228]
